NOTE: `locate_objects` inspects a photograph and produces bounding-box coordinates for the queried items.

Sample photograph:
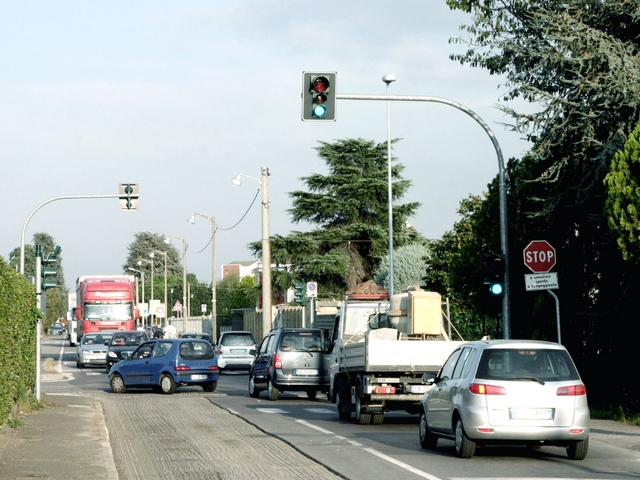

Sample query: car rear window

[220,333,255,346]
[180,341,214,360]
[279,332,322,352]
[476,348,580,381]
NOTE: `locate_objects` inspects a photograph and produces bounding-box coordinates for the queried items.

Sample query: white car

[76,332,115,368]
[419,339,590,459]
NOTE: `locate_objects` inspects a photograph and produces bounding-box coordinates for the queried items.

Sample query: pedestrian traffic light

[41,245,61,291]
[483,253,505,296]
[301,72,336,121]
[119,183,139,211]
[293,283,306,306]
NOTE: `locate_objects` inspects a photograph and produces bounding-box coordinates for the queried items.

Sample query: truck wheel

[355,383,371,425]
[371,413,384,425]
[336,391,351,420]
[268,379,279,401]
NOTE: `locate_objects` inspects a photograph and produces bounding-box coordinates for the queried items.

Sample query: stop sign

[523,240,556,273]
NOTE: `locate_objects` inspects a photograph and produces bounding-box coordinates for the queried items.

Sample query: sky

[1,1,533,292]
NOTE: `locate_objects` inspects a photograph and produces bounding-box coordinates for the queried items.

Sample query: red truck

[75,275,139,336]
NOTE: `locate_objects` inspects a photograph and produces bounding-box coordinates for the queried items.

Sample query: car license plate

[191,374,207,380]
[230,349,246,353]
[509,408,553,420]
[410,385,429,394]
[295,369,318,375]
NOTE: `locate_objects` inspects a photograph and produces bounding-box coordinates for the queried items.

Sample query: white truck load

[329,283,462,425]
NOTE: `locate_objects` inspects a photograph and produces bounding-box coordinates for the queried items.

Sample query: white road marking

[255,408,288,414]
[363,448,443,480]
[296,419,334,434]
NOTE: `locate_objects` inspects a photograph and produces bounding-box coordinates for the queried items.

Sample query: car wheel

[419,412,438,449]
[202,381,217,393]
[248,374,261,398]
[336,391,351,420]
[110,374,127,394]
[160,374,177,394]
[76,359,81,368]
[566,438,588,460]
[268,379,279,401]
[454,417,476,458]
[105,364,111,374]
[306,389,318,400]
[355,382,371,425]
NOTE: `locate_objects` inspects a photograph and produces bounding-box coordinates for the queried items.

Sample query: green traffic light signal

[302,72,337,121]
[293,283,306,306]
[40,245,61,291]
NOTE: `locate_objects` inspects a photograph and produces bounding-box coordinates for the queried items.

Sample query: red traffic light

[312,76,329,93]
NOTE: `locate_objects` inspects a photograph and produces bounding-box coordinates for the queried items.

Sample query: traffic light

[119,183,139,211]
[301,72,336,121]
[483,253,505,296]
[293,283,306,306]
[41,245,61,291]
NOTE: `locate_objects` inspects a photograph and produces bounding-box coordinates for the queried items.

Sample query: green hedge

[0,257,39,425]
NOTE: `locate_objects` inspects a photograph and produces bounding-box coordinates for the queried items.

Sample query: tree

[446,0,640,410]
[375,243,431,294]
[216,274,258,325]
[250,138,423,299]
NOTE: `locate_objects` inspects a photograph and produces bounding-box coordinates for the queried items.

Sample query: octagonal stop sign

[523,240,556,273]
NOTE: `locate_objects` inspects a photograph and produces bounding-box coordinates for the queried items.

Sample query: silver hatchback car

[419,339,590,459]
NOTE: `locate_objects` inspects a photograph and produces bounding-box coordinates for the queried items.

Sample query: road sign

[525,272,559,291]
[523,240,556,273]
[172,301,183,312]
[306,281,318,298]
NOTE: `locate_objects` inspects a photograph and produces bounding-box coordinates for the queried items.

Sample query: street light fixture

[232,168,272,339]
[165,235,188,333]
[137,258,154,303]
[187,213,218,342]
[128,267,145,307]
[150,251,168,327]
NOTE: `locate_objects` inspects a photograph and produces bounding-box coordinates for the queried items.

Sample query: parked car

[249,328,330,401]
[106,330,150,373]
[180,332,213,344]
[215,331,257,371]
[108,338,220,394]
[418,339,590,459]
[76,331,116,368]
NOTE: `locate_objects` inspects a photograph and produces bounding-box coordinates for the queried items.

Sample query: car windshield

[83,333,114,345]
[280,332,322,352]
[220,334,255,346]
[111,333,147,346]
[475,348,580,382]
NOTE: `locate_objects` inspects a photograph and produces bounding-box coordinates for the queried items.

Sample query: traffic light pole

[336,93,511,338]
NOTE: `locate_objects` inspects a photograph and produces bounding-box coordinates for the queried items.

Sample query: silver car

[76,332,115,368]
[215,331,257,371]
[419,339,590,459]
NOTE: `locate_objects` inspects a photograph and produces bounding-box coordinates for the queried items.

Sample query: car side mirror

[249,349,257,356]
[421,373,436,385]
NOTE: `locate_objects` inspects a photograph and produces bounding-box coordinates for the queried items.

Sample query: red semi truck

[75,275,139,336]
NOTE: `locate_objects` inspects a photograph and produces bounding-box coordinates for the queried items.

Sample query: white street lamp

[128,267,145,313]
[383,74,396,297]
[188,213,218,342]
[232,168,272,339]
[165,235,188,333]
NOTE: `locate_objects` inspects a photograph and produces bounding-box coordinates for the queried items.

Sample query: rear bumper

[273,373,330,390]
[217,356,254,370]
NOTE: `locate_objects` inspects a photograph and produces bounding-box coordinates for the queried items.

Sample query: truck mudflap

[370,393,424,402]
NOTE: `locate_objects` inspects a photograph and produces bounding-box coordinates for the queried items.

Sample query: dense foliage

[0,257,40,426]
[437,0,640,411]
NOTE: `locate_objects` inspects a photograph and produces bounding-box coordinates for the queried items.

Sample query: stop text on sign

[523,240,557,273]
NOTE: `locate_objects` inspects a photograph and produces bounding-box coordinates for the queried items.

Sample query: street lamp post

[128,267,145,327]
[150,251,168,327]
[383,74,396,297]
[232,168,271,339]
[187,213,218,342]
[166,236,188,333]
[137,258,153,325]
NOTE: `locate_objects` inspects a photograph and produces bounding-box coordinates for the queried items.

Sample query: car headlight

[108,351,118,358]
[81,349,89,354]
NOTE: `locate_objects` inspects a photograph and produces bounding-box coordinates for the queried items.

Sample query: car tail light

[557,384,586,396]
[469,383,507,395]
[174,366,191,371]
[207,366,219,371]
[374,386,396,394]
[274,353,282,369]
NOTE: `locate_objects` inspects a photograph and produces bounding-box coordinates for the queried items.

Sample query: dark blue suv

[109,338,220,394]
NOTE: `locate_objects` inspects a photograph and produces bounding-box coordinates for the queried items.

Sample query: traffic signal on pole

[302,72,336,121]
[483,253,505,296]
[293,283,306,306]
[119,183,139,211]
[41,245,61,291]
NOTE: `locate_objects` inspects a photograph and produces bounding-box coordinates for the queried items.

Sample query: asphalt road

[19,335,640,480]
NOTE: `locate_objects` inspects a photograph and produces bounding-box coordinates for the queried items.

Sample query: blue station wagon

[109,338,220,394]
